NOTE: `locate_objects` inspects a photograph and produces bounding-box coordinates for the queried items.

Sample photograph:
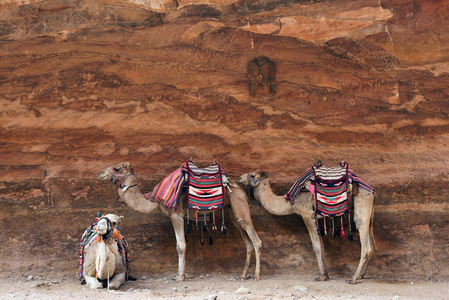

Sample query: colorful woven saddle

[313,162,349,217]
[285,161,375,207]
[182,161,226,210]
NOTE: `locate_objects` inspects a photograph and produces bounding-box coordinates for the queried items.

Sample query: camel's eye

[113,167,120,172]
[111,221,117,226]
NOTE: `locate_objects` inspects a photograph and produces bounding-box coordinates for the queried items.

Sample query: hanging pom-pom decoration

[221,209,227,234]
[203,213,208,233]
[209,235,213,245]
[340,216,345,239]
[319,219,325,236]
[112,229,123,240]
[195,210,199,230]
[200,222,204,246]
[348,214,354,241]
[186,221,191,235]
[324,218,327,235]
[332,218,337,238]
[212,212,217,230]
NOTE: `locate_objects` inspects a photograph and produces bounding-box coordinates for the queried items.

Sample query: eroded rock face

[0,0,448,280]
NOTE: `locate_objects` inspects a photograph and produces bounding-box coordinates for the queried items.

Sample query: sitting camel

[81,214,127,290]
[98,162,262,282]
[238,166,375,284]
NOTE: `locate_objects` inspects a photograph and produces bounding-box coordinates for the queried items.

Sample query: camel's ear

[118,215,124,226]
[124,162,130,169]
[259,171,266,178]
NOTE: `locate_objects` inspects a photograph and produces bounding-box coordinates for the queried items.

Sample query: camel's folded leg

[84,275,103,289]
[108,273,126,290]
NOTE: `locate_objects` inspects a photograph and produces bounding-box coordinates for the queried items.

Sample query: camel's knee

[254,238,262,250]
[176,242,186,255]
[237,219,246,230]
[311,242,323,254]
[245,242,254,253]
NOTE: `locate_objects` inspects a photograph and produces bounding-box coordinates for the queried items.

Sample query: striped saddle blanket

[285,162,375,212]
[313,163,349,217]
[145,167,185,210]
[182,161,226,210]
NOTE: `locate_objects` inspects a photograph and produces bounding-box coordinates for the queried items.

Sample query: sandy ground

[0,272,448,300]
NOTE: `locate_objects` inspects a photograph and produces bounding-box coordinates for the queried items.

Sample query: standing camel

[238,168,375,284]
[98,162,262,281]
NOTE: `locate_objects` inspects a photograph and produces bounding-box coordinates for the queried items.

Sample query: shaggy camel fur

[238,169,375,284]
[82,214,127,290]
[98,162,262,282]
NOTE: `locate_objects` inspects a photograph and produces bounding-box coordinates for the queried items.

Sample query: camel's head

[95,214,124,236]
[103,214,124,229]
[237,170,266,186]
[98,162,133,183]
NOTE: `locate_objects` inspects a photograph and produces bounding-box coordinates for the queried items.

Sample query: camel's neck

[96,238,117,280]
[253,180,294,216]
[118,186,160,214]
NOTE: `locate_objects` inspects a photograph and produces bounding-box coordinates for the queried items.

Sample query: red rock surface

[0,0,448,280]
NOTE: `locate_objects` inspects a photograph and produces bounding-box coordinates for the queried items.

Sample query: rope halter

[110,167,135,190]
[246,173,266,198]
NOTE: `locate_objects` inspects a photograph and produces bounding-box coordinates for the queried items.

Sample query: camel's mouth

[237,175,247,185]
[98,172,109,180]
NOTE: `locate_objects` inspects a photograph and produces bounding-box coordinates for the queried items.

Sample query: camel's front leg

[229,214,254,280]
[242,222,262,280]
[302,215,329,281]
[170,213,186,282]
[84,275,103,289]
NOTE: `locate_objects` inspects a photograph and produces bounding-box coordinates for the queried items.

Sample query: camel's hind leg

[348,192,375,284]
[302,215,329,281]
[360,207,376,278]
[229,210,262,280]
[170,213,186,282]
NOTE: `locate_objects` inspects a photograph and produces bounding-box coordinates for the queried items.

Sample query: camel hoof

[172,275,185,282]
[345,279,360,285]
[314,275,329,282]
[253,275,260,281]
[108,285,118,290]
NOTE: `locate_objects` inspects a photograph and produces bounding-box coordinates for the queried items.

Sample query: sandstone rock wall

[0,0,448,280]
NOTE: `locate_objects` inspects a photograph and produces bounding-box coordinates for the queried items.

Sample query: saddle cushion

[183,161,226,210]
[313,163,349,217]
